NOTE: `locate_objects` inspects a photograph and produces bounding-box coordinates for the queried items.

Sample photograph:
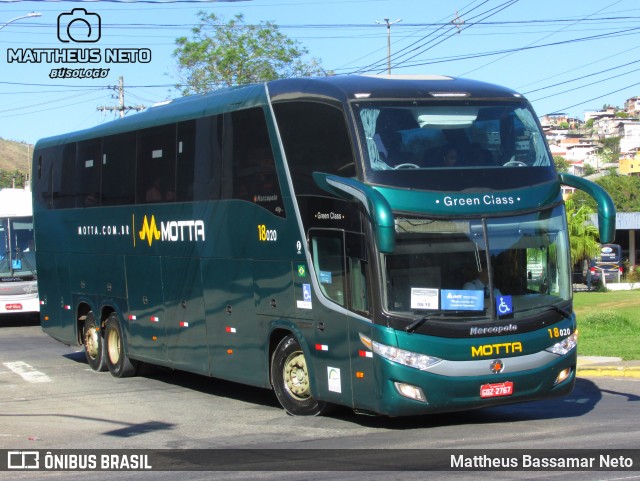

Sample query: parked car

[580,244,623,287]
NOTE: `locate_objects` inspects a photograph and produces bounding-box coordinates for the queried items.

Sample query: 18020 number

[548,327,571,338]
[257,224,277,242]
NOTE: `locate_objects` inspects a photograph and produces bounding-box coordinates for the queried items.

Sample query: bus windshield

[382,205,571,320]
[0,217,36,279]
[355,101,556,190]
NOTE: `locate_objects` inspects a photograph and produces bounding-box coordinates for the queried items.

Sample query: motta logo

[137,215,205,247]
[138,215,161,246]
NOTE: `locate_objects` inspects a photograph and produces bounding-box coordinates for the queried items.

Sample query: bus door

[125,256,167,363]
[308,228,369,406]
[162,257,207,374]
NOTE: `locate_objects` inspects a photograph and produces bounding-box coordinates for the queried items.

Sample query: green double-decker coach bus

[33,75,614,417]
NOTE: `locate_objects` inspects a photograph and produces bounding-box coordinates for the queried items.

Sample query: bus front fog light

[394,382,427,403]
[555,367,572,385]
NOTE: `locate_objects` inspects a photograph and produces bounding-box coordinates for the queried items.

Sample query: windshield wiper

[405,316,432,333]
[549,304,572,319]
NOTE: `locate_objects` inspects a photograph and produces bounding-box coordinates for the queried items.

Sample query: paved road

[1,318,639,480]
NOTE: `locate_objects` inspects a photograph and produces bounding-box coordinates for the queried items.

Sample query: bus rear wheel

[104,313,138,378]
[83,312,107,372]
[271,335,331,416]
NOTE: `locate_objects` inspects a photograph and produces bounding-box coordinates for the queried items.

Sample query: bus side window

[226,107,285,217]
[53,142,76,209]
[102,132,136,206]
[137,124,177,204]
[310,229,369,313]
[311,232,346,307]
[346,232,369,314]
[176,120,196,202]
[75,138,102,207]
[34,147,58,209]
[273,101,356,196]
[182,115,223,202]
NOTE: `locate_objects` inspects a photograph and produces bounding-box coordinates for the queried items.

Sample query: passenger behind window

[462,263,501,298]
[374,109,419,167]
[468,144,493,166]
[442,146,458,167]
[145,178,174,203]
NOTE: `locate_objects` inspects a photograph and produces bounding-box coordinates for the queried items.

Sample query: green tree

[583,164,596,176]
[173,12,325,95]
[565,198,600,266]
[0,169,26,189]
[571,172,640,212]
[553,155,570,173]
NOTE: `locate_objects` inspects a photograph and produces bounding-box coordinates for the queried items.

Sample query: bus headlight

[360,334,442,370]
[545,332,578,356]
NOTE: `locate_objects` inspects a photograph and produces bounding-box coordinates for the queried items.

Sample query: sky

[1,0,639,146]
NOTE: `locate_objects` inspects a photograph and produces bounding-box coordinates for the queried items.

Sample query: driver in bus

[463,264,502,298]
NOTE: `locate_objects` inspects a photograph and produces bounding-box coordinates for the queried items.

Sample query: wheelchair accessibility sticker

[496,295,513,317]
[297,283,312,310]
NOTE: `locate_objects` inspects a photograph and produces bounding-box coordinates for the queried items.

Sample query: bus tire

[83,312,107,372]
[104,313,138,378]
[271,335,331,416]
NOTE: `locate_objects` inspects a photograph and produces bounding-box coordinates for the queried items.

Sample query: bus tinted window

[355,101,556,190]
[75,138,102,207]
[137,124,176,204]
[176,120,196,202]
[53,143,76,209]
[227,108,285,217]
[102,132,136,206]
[176,117,223,202]
[35,146,59,209]
[360,103,550,170]
[273,101,355,196]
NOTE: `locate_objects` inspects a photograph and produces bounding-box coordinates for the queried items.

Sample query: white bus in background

[0,187,38,314]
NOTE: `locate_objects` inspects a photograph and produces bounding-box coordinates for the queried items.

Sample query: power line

[384,25,640,71]
[96,76,146,118]
[545,80,640,116]
[459,0,625,76]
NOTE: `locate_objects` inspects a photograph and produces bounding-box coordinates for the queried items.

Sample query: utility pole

[375,18,402,75]
[97,76,145,118]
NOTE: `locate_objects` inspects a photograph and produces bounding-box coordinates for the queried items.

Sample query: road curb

[577,366,640,378]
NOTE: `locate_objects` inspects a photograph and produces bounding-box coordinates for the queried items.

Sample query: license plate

[480,381,514,399]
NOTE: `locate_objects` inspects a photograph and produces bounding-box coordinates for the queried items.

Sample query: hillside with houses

[541,96,640,178]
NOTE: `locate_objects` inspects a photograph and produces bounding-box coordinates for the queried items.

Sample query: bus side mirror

[312,172,395,253]
[558,173,616,244]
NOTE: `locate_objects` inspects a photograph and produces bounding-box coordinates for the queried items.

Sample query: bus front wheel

[271,335,331,416]
[83,312,107,372]
[104,313,138,378]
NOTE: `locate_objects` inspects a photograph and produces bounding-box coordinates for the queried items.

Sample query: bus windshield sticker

[327,367,341,393]
[496,296,513,317]
[441,290,483,311]
[410,288,439,310]
[319,271,332,284]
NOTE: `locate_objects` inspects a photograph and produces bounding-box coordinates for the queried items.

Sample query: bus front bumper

[371,350,576,417]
